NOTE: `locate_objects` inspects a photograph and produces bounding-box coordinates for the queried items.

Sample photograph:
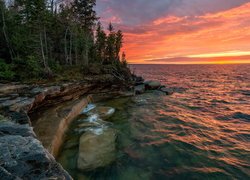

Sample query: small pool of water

[57,97,136,180]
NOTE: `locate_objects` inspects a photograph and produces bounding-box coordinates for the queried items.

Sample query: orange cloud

[122,2,250,64]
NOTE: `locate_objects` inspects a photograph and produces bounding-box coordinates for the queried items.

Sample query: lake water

[58,64,250,179]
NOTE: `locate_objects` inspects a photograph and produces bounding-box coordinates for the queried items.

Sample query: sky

[96,0,250,64]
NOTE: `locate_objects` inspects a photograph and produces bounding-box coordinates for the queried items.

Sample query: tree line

[0,0,128,80]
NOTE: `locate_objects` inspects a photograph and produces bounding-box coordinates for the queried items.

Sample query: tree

[121,52,127,66]
[115,30,123,61]
[106,22,116,63]
[71,0,98,65]
[95,21,106,64]
[0,0,129,81]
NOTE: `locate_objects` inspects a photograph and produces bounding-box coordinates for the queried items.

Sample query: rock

[8,111,31,125]
[135,84,145,95]
[77,128,116,171]
[0,84,29,94]
[0,122,33,137]
[78,122,99,128]
[88,106,115,120]
[0,121,72,179]
[9,97,35,112]
[160,87,174,95]
[145,81,161,90]
[133,76,144,85]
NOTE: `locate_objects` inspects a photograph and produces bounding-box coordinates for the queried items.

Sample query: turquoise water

[58,64,250,179]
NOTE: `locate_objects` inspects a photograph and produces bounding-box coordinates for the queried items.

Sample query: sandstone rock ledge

[0,121,71,179]
[0,82,133,179]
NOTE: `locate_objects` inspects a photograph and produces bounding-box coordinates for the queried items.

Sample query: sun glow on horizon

[187,51,250,58]
[115,2,250,64]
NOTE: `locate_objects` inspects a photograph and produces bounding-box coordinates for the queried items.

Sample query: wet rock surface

[87,106,116,120]
[0,121,72,179]
[133,77,174,96]
[0,81,133,179]
[135,84,145,94]
[145,80,161,90]
[77,128,117,171]
[159,87,174,95]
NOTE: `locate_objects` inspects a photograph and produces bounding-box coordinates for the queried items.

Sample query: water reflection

[58,64,250,179]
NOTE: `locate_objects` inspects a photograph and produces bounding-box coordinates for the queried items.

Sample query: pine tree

[95,21,107,64]
[115,30,123,61]
[106,22,116,63]
[71,0,98,65]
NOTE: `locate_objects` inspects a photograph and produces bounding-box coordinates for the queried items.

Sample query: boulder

[160,87,174,95]
[133,76,144,85]
[145,81,161,90]
[77,128,116,171]
[135,84,145,95]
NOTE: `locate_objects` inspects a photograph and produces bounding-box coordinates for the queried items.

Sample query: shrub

[13,56,43,80]
[0,59,15,80]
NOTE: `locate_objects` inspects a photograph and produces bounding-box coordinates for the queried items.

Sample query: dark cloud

[97,0,179,25]
[97,0,249,25]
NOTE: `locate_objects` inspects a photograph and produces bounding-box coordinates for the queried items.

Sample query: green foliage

[13,56,43,80]
[0,59,15,80]
[0,0,131,82]
[48,60,62,72]
[121,52,128,67]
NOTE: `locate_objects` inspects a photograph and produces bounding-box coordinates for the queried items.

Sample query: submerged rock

[77,128,116,171]
[160,87,174,95]
[88,106,115,120]
[145,81,161,90]
[135,84,145,95]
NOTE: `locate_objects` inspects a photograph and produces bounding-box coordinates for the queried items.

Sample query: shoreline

[0,81,134,179]
[0,77,171,179]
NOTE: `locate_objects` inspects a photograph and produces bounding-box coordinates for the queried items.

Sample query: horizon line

[128,62,250,65]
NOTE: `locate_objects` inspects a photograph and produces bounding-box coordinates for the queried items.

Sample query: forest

[0,0,129,81]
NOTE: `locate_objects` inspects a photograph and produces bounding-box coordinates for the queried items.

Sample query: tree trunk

[51,0,54,14]
[64,27,69,65]
[69,30,72,65]
[75,37,78,65]
[85,35,89,66]
[1,6,15,62]
[44,27,48,61]
[40,32,47,68]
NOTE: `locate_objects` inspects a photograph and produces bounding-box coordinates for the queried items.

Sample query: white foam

[85,114,99,123]
[82,104,96,114]
[107,108,115,115]
[86,126,107,135]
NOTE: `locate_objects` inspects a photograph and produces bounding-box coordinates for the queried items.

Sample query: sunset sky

[96,0,250,64]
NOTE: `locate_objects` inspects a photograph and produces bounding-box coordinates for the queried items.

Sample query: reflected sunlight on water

[59,64,250,179]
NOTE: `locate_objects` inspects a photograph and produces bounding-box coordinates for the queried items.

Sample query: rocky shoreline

[0,81,131,179]
[0,78,172,179]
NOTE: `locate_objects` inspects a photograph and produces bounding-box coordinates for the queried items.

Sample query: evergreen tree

[115,30,123,60]
[0,0,129,81]
[95,21,106,64]
[106,22,116,63]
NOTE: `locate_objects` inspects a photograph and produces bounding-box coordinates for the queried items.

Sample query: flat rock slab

[33,96,92,157]
[0,121,71,179]
[78,128,116,171]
